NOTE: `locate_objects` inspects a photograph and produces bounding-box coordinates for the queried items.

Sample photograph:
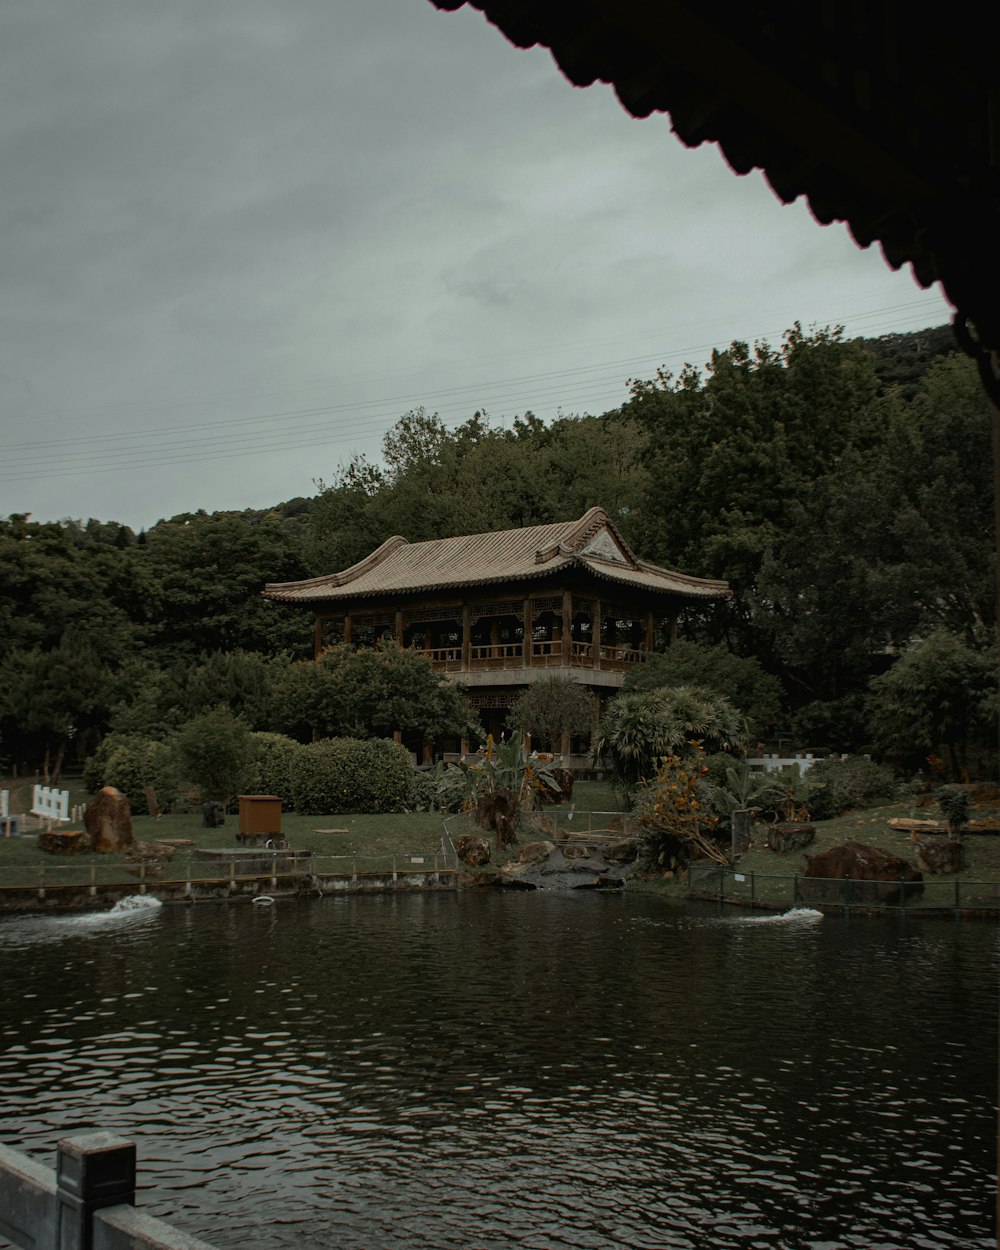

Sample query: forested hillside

[2,322,993,778]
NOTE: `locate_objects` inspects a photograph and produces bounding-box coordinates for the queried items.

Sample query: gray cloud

[0,0,952,529]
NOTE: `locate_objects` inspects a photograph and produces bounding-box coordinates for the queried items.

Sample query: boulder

[800,840,923,905]
[38,830,87,855]
[85,787,133,853]
[603,838,638,863]
[767,822,816,854]
[517,840,555,865]
[912,836,966,875]
[562,842,591,860]
[456,834,491,867]
[123,840,175,877]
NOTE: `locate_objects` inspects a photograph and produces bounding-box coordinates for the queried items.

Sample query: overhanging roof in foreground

[430,0,1000,378]
[262,507,730,605]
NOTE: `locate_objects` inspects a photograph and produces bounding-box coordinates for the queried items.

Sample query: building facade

[263,507,731,751]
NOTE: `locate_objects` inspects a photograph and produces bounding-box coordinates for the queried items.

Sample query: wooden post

[462,603,472,671]
[395,610,404,645]
[57,1131,136,1250]
[343,613,352,646]
[313,615,324,659]
[522,598,532,667]
[561,590,572,667]
[593,598,602,669]
[645,610,655,652]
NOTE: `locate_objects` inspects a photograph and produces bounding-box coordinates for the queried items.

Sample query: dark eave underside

[431,0,1000,359]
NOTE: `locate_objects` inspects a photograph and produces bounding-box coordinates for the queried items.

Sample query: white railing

[31,786,70,824]
[746,753,850,774]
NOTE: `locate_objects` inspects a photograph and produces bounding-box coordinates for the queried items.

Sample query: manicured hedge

[85,730,416,815]
[289,737,415,814]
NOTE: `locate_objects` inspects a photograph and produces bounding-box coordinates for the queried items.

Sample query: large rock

[85,787,134,853]
[38,830,87,855]
[500,844,634,890]
[517,840,555,865]
[912,836,966,875]
[800,841,923,905]
[767,823,816,854]
[456,834,491,867]
[124,840,175,877]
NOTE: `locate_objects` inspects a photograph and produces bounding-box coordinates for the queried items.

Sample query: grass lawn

[635,795,1000,913]
[0,778,626,890]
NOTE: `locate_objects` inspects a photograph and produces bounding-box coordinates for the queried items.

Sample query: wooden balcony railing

[423,642,646,674]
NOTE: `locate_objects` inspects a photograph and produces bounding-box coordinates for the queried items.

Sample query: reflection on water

[0,893,995,1249]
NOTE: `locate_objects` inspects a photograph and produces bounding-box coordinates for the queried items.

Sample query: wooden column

[522,598,532,667]
[395,610,404,645]
[343,613,352,646]
[561,590,572,667]
[462,604,472,672]
[313,615,324,659]
[593,599,602,670]
[645,611,655,652]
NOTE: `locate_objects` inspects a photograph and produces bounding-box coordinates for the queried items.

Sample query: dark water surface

[0,892,995,1249]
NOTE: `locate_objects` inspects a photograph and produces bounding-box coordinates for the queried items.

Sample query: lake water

[0,892,996,1249]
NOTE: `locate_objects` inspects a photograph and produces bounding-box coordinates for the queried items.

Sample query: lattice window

[402,605,462,626]
[468,692,519,709]
[350,611,394,631]
[470,598,524,620]
[530,596,562,614]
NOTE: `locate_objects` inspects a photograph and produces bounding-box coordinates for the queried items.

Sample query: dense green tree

[622,641,782,736]
[306,407,648,574]
[275,642,479,750]
[624,326,885,656]
[0,515,138,667]
[0,633,111,777]
[506,675,597,751]
[173,706,256,803]
[867,629,996,779]
[134,510,311,662]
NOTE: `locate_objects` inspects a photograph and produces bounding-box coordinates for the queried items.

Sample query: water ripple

[0,893,995,1249]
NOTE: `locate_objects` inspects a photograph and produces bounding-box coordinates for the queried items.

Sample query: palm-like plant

[451,735,563,849]
[592,684,749,801]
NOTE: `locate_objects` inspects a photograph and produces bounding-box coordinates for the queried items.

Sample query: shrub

[289,738,415,815]
[173,707,256,803]
[248,732,302,806]
[806,754,897,821]
[411,764,470,812]
[83,733,181,814]
[633,745,724,866]
[936,785,972,838]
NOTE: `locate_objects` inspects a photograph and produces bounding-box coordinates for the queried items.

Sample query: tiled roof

[262,506,730,603]
[430,1,1000,373]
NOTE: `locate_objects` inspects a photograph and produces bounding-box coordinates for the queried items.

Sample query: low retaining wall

[0,1132,217,1250]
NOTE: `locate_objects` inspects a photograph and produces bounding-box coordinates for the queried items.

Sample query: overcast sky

[1,0,953,532]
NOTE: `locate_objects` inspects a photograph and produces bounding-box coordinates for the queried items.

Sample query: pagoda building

[262,506,730,752]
